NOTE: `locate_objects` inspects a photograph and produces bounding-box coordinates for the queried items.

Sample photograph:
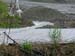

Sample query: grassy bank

[0,43,75,56]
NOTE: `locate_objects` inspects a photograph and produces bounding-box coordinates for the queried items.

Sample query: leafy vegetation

[0,1,21,28]
[67,21,75,27]
[0,0,34,28]
[0,1,8,19]
[49,28,61,56]
[50,28,61,44]
[21,42,32,52]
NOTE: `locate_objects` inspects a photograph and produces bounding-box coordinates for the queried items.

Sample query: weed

[49,28,61,56]
[21,41,32,53]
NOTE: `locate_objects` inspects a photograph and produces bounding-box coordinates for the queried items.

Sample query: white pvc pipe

[16,0,20,9]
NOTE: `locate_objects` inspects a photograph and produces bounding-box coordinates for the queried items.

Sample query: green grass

[21,42,32,52]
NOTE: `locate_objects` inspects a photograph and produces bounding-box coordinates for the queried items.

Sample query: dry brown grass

[32,43,75,56]
[0,44,24,56]
[0,43,75,56]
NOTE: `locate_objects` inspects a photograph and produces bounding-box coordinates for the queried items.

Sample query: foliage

[0,1,21,28]
[0,1,8,19]
[68,21,75,27]
[0,0,33,28]
[50,28,61,43]
[49,28,61,56]
[21,19,33,27]
[0,1,7,12]
[0,14,21,28]
[21,42,32,52]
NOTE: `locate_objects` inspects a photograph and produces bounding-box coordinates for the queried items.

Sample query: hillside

[22,7,69,27]
[25,0,75,3]
[22,7,67,21]
[2,0,75,4]
[1,0,75,28]
[28,0,66,3]
[22,6,75,28]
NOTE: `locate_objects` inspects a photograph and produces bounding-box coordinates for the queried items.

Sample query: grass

[21,41,32,52]
[0,43,75,56]
[32,42,75,56]
[49,28,61,56]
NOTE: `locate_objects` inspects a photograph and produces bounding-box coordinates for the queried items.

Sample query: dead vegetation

[0,43,75,56]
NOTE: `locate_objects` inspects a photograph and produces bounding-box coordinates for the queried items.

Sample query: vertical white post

[16,0,22,17]
[16,0,19,9]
